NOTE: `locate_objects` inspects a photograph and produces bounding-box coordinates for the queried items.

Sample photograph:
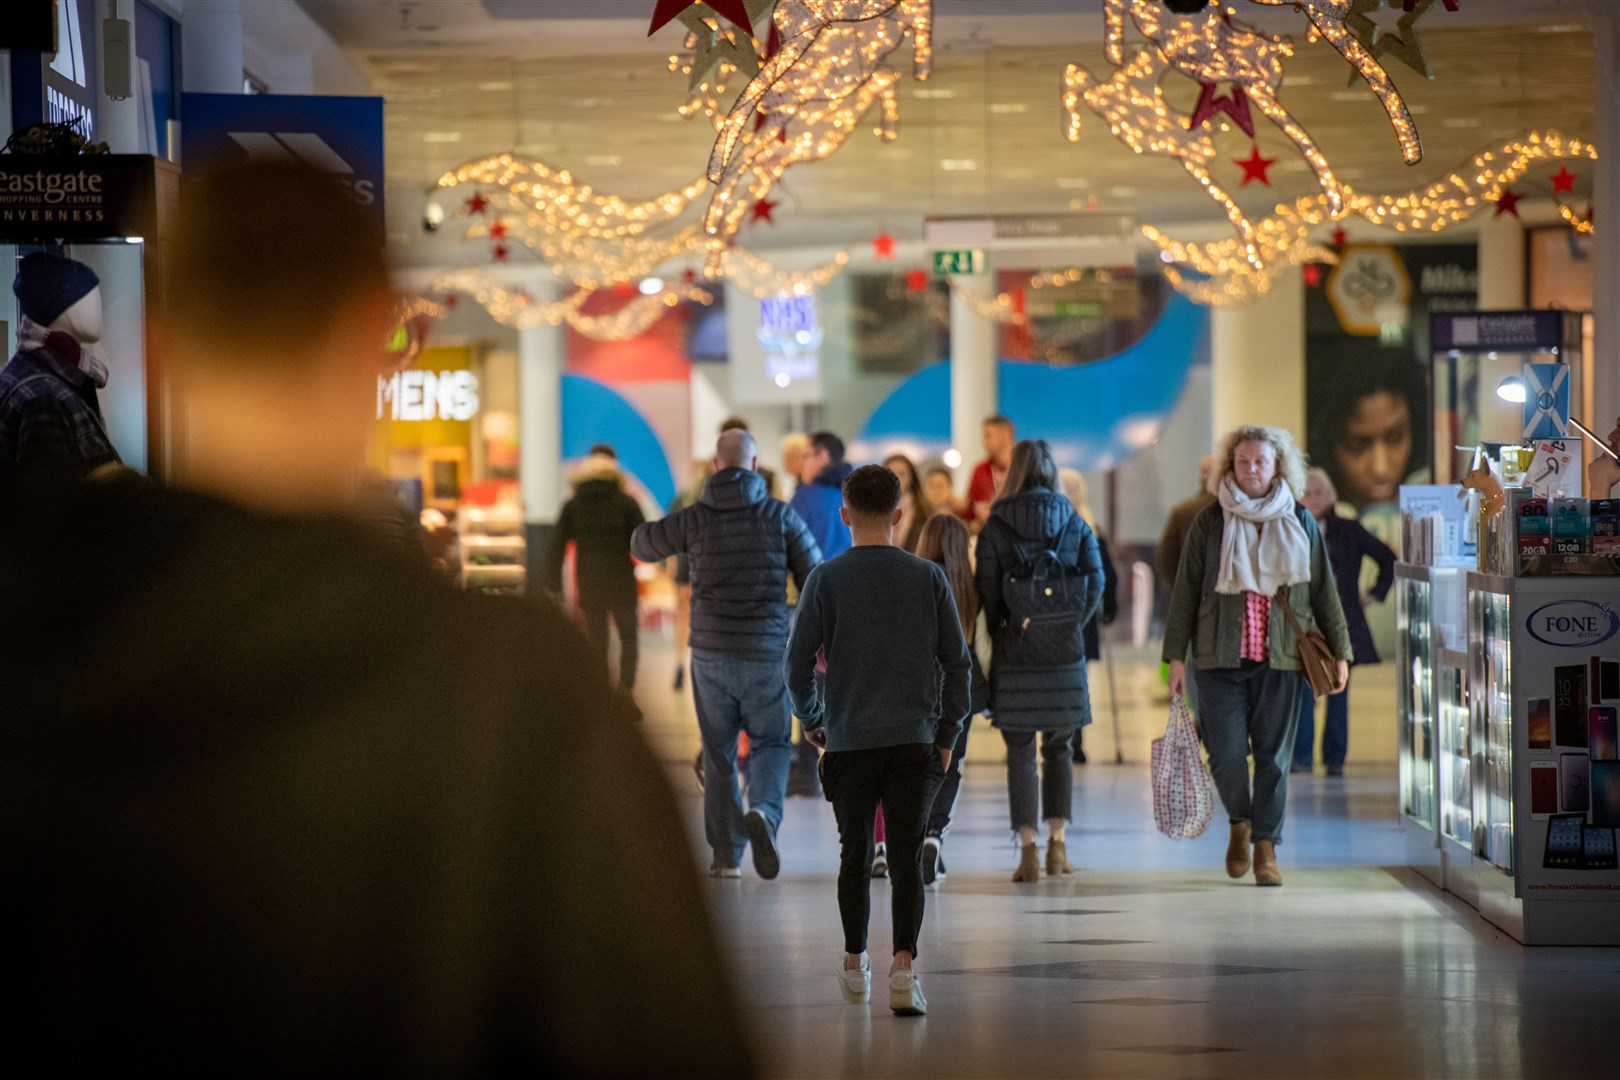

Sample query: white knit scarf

[1214,475,1311,596]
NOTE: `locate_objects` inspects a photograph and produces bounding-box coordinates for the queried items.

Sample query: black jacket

[632,467,819,661]
[975,487,1104,731]
[1084,532,1120,663]
[544,471,646,610]
[0,471,753,1077]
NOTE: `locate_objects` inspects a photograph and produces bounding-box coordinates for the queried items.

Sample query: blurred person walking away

[787,466,970,1017]
[720,416,778,497]
[787,430,854,795]
[1292,467,1395,776]
[1163,427,1351,887]
[0,160,754,1077]
[1060,469,1119,765]
[977,440,1104,882]
[1156,454,1218,706]
[544,444,646,692]
[914,513,989,885]
[885,452,932,553]
[968,415,1016,527]
[634,429,820,879]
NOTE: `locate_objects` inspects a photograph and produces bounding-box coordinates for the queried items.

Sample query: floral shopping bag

[1151,694,1216,841]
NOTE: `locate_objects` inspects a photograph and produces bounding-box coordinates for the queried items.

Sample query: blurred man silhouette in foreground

[0,161,753,1077]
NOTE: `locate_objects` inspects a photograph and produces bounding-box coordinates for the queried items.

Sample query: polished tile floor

[635,646,1620,1079]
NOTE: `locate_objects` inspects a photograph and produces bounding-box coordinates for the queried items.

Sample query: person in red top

[968,415,1015,526]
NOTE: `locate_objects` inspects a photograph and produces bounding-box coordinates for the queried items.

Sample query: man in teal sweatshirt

[786,464,971,1017]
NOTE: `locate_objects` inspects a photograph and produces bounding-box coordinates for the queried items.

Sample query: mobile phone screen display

[1546,815,1584,868]
[1562,753,1591,812]
[1592,761,1620,828]
[1583,826,1618,870]
[1603,660,1620,703]
[1555,666,1589,747]
[1592,707,1620,761]
[1529,698,1552,750]
[1531,763,1560,816]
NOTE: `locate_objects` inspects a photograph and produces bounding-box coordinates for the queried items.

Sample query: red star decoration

[647,0,754,36]
[682,267,698,283]
[750,197,779,225]
[1551,166,1577,195]
[872,231,897,260]
[611,282,637,299]
[1188,82,1255,138]
[443,294,459,310]
[1331,226,1349,247]
[1303,264,1322,287]
[464,192,490,215]
[489,220,509,239]
[905,269,930,292]
[492,243,510,262]
[1493,188,1524,218]
[1235,145,1276,186]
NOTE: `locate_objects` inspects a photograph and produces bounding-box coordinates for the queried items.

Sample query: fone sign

[1526,600,1620,649]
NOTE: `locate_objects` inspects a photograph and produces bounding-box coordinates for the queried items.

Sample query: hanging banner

[1523,362,1571,440]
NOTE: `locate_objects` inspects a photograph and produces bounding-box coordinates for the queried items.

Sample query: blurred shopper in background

[914,513,988,886]
[720,416,777,497]
[0,160,753,1076]
[787,465,970,1017]
[545,444,646,692]
[634,429,820,880]
[977,439,1103,883]
[1060,469,1118,765]
[1156,454,1217,589]
[1292,467,1395,776]
[781,431,810,499]
[791,430,855,561]
[668,458,714,696]
[1163,427,1350,888]
[924,463,972,524]
[968,415,1015,526]
[885,452,931,553]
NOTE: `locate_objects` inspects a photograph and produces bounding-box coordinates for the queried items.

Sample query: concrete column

[1591,0,1620,437]
[182,0,244,94]
[97,1,141,153]
[520,305,566,526]
[1475,213,1526,310]
[949,274,998,484]
[1211,265,1306,440]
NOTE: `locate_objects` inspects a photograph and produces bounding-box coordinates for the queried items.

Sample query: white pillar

[97,1,141,153]
[520,308,566,526]
[1211,265,1306,440]
[1476,214,1526,309]
[1591,0,1620,436]
[949,274,998,486]
[182,0,244,94]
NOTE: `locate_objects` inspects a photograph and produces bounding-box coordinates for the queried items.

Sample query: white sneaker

[889,969,927,1016]
[838,956,871,1004]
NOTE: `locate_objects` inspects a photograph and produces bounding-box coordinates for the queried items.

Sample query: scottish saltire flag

[1523,363,1570,440]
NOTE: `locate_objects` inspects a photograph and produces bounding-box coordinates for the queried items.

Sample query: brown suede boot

[1253,839,1282,886]
[1046,839,1075,876]
[1011,843,1040,883]
[1225,821,1252,879]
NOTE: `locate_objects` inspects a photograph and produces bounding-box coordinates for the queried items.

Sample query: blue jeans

[690,649,794,868]
[1293,670,1351,771]
[1194,663,1305,845]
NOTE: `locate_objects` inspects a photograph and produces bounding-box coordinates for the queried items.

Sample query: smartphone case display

[1437,646,1477,907]
[1468,573,1620,944]
[460,504,526,595]
[1396,565,1443,885]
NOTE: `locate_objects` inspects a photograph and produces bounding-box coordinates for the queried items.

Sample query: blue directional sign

[181,93,385,228]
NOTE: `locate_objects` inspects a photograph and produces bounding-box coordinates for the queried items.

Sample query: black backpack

[1001,514,1092,667]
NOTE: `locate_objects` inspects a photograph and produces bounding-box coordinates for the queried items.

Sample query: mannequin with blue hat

[0,250,120,469]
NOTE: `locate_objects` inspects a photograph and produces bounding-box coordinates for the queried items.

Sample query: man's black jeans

[824,743,946,957]
[582,604,638,690]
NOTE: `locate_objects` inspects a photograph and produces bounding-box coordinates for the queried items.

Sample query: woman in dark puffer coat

[976,439,1104,884]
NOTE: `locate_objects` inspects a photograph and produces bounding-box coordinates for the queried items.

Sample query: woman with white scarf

[1161,426,1351,887]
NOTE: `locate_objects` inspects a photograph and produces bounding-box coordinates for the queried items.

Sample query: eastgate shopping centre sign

[0,155,163,239]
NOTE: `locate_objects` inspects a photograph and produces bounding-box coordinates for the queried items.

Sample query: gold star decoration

[680,0,774,89]
[1346,0,1443,83]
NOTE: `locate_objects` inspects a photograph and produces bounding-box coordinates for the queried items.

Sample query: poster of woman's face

[1308,354,1429,511]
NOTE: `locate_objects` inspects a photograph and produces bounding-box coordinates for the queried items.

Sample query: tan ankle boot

[1046,839,1074,876]
[1011,843,1040,882]
[1225,822,1252,879]
[1253,839,1282,886]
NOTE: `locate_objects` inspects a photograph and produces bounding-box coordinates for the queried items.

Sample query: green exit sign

[932,249,987,275]
[1053,300,1106,319]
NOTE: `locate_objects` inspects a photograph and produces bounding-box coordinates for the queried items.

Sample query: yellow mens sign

[1326,244,1412,337]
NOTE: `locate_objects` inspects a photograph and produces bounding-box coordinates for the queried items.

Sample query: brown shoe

[1011,843,1040,883]
[1225,822,1252,879]
[1046,839,1075,876]
[1253,840,1283,887]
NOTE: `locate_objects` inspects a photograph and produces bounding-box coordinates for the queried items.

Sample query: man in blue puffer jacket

[789,431,854,560]
[633,429,820,880]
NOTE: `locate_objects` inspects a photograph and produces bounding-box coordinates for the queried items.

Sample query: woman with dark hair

[885,453,932,553]
[976,439,1104,882]
[1307,353,1428,510]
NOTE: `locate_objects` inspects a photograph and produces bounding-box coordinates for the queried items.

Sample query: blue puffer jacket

[789,463,854,561]
[975,488,1104,732]
[632,468,820,661]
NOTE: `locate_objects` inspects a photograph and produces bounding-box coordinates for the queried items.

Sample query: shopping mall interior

[4,0,1620,1075]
